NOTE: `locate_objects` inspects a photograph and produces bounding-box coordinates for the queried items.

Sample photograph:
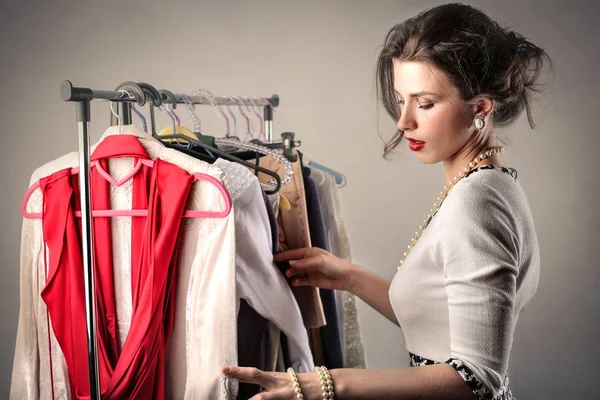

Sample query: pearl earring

[473,115,485,131]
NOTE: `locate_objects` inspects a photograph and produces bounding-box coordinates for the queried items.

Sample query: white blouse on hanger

[214,158,314,372]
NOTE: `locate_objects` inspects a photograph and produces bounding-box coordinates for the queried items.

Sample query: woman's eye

[419,103,434,110]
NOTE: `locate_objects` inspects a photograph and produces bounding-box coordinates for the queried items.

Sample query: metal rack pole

[75,99,101,400]
[62,80,141,399]
[264,104,273,142]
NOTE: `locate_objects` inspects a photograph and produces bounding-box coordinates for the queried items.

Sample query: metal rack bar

[159,93,279,107]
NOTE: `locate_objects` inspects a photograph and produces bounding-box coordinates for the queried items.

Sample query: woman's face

[392,59,475,165]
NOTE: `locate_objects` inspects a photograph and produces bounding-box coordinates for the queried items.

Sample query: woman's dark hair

[377,3,552,158]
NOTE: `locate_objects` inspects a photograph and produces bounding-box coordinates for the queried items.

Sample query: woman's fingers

[273,248,307,262]
[290,276,310,286]
[222,368,296,400]
[221,366,276,388]
[285,267,306,278]
[273,247,327,262]
[285,264,309,278]
[286,254,329,272]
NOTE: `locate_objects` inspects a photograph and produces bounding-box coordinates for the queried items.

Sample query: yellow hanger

[157,126,198,144]
[279,193,291,211]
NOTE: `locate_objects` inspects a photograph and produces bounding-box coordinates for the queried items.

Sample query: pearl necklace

[397,146,505,270]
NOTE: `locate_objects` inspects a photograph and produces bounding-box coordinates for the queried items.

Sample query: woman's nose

[397,109,417,132]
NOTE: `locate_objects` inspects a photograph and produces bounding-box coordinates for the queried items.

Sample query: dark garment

[302,163,345,369]
[237,192,281,399]
[237,300,269,399]
[409,352,514,400]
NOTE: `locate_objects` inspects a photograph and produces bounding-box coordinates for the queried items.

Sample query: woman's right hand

[274,247,358,292]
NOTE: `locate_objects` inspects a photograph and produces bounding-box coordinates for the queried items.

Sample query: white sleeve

[435,178,520,399]
[11,216,42,400]
[181,198,238,399]
[234,179,314,372]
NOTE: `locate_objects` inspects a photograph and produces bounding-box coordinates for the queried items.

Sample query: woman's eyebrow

[395,90,441,98]
[409,91,439,97]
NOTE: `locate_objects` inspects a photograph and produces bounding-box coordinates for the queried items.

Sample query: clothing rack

[60,80,280,400]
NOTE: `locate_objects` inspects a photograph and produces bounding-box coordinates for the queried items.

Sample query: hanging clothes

[213,158,313,400]
[12,125,238,400]
[302,164,344,370]
[310,168,367,369]
[214,158,313,372]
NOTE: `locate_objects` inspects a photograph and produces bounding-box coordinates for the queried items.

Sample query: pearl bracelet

[314,366,335,399]
[287,367,304,399]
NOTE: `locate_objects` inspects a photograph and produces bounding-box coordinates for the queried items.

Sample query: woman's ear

[471,95,495,118]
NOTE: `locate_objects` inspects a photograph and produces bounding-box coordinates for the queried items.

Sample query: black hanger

[160,133,282,194]
[149,93,282,194]
[229,132,300,162]
[134,82,162,137]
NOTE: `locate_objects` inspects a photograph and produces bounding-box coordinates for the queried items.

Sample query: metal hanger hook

[177,93,201,133]
[233,96,253,141]
[109,101,122,134]
[118,89,135,100]
[246,97,264,140]
[110,89,132,134]
[225,96,241,138]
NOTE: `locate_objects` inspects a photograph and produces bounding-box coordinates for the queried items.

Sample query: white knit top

[389,165,540,400]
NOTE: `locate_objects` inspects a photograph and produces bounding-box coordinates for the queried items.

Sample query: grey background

[1,0,598,398]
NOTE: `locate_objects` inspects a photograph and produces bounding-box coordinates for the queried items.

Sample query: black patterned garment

[409,352,515,400]
[389,165,540,399]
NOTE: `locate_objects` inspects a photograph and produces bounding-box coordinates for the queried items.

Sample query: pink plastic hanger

[21,157,232,219]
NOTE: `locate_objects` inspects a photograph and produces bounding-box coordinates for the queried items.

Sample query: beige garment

[256,151,326,329]
[307,328,326,367]
[11,125,238,400]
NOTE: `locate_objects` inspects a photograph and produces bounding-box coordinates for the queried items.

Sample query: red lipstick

[406,137,425,151]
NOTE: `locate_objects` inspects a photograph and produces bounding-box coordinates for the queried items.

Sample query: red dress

[39,135,194,399]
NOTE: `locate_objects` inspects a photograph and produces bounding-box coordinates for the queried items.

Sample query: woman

[223,3,550,399]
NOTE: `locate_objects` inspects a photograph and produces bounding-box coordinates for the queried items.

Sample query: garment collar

[91,125,158,161]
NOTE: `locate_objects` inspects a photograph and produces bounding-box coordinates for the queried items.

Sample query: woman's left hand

[221,366,319,399]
